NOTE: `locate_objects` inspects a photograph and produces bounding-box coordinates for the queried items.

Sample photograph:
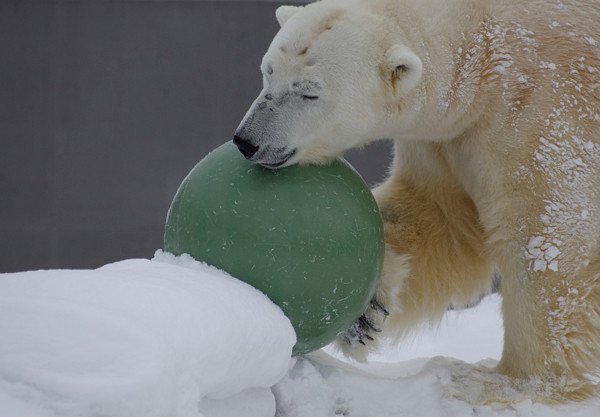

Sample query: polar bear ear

[276,5,302,27]
[385,45,423,94]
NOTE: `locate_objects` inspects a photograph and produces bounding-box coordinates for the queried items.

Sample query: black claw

[371,298,389,316]
[339,297,390,347]
[359,315,381,333]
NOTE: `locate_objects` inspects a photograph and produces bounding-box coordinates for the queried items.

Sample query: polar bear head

[233,1,424,167]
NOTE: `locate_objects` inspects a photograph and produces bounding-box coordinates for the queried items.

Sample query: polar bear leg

[496,256,600,402]
[336,173,494,360]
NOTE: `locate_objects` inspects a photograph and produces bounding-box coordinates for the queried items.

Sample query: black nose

[233,135,260,160]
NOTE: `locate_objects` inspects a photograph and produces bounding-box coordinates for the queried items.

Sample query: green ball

[164,142,384,355]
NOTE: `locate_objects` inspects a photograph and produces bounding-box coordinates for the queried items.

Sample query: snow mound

[0,251,296,417]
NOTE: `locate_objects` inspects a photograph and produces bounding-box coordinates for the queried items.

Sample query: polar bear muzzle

[232,133,297,169]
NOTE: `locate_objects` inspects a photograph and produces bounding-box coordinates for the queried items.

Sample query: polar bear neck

[372,0,556,145]
[370,0,511,142]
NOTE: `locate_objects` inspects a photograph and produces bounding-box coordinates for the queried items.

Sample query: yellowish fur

[334,0,600,404]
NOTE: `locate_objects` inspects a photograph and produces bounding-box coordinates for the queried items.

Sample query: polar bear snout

[233,135,260,159]
[233,94,301,168]
[232,131,297,169]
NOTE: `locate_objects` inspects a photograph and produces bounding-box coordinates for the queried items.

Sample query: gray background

[1,0,392,272]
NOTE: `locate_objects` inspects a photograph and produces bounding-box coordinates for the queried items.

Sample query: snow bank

[0,252,296,417]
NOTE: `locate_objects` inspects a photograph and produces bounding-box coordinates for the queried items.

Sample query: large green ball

[164,142,384,355]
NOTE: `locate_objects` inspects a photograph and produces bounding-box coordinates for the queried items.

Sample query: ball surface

[164,142,384,355]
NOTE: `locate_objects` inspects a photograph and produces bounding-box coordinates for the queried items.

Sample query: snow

[525,235,561,272]
[274,357,599,417]
[1,252,599,416]
[0,252,295,417]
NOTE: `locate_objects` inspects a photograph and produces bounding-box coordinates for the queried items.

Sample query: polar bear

[233,0,600,404]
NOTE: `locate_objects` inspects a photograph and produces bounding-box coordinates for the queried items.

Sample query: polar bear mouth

[257,148,297,169]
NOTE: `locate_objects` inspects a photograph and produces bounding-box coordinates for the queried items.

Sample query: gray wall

[1,0,392,272]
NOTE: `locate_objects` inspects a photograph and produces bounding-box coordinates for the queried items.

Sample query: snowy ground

[1,252,599,417]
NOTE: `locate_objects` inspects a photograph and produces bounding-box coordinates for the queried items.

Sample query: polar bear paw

[340,298,389,347]
[433,358,529,405]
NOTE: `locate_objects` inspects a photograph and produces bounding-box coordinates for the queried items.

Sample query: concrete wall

[0,0,392,272]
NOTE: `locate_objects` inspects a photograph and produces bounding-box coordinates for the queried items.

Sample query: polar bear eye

[262,64,274,76]
[302,94,319,100]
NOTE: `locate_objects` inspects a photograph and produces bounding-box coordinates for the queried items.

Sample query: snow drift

[0,251,295,417]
